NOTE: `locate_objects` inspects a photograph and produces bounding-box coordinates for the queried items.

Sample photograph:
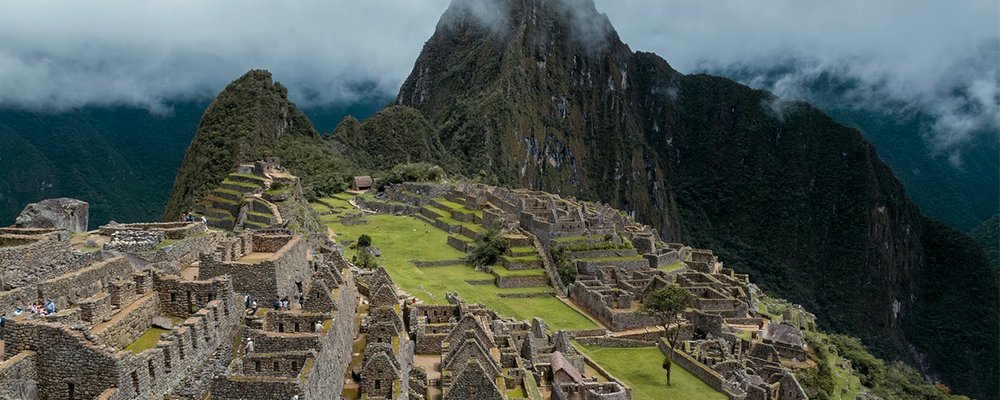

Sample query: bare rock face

[15,198,89,232]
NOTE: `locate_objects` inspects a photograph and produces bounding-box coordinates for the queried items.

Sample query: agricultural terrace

[314,194,598,331]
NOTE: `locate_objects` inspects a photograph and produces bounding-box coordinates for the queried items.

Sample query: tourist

[244,294,251,308]
[314,321,323,333]
[662,356,672,386]
[13,307,22,316]
[251,300,259,315]
[272,298,281,311]
[44,299,56,314]
[179,213,188,222]
[0,313,6,338]
[246,338,254,353]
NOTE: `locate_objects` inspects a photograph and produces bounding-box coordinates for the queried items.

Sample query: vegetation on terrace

[575,343,727,400]
[317,197,597,331]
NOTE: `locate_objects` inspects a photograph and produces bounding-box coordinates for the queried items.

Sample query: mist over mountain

[0,1,996,398]
[710,64,999,231]
[0,99,385,226]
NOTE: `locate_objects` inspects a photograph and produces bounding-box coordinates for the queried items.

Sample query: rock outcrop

[15,198,89,232]
[386,1,999,397]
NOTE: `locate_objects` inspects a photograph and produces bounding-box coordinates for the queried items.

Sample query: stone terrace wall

[568,284,660,331]
[250,234,293,253]
[116,295,242,400]
[93,293,159,349]
[200,236,308,301]
[35,256,131,312]
[0,350,38,400]
[0,231,76,289]
[210,375,304,400]
[657,340,741,399]
[98,221,207,240]
[301,268,359,399]
[3,320,120,400]
[153,273,233,318]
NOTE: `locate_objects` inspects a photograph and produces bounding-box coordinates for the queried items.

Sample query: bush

[551,247,577,286]
[465,223,508,270]
[377,162,446,191]
[357,234,372,248]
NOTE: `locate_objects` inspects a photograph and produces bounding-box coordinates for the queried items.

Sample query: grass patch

[222,179,261,190]
[431,197,466,210]
[575,343,727,400]
[492,266,546,277]
[321,208,597,331]
[502,254,542,262]
[421,205,450,218]
[659,261,685,272]
[124,327,170,354]
[577,255,646,263]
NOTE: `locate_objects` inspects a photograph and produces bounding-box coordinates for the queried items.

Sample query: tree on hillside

[643,285,692,343]
[465,223,508,272]
[642,285,692,385]
[357,234,372,248]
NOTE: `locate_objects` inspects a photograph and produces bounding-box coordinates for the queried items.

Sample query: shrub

[357,234,372,248]
[465,223,508,270]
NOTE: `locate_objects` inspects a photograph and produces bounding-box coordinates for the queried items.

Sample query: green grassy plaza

[317,197,598,331]
[575,343,727,400]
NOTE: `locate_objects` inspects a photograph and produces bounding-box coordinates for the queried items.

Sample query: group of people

[10,299,57,318]
[178,212,207,223]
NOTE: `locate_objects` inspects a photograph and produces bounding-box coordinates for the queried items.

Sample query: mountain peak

[163,69,319,220]
[435,0,623,53]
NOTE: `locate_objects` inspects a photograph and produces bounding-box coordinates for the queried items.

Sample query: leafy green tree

[642,286,692,348]
[551,247,577,286]
[465,223,508,271]
[357,234,372,248]
[642,285,692,385]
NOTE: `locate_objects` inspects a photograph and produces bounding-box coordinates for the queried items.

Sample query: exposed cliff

[391,0,998,397]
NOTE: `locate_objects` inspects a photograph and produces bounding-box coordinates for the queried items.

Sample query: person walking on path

[662,356,672,386]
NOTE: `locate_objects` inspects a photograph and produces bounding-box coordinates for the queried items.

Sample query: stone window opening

[171,292,177,302]
[178,339,185,360]
[163,349,172,372]
[375,379,381,390]
[255,360,262,372]
[291,361,298,372]
[131,371,140,394]
[278,323,285,333]
[67,383,75,400]
[148,359,156,380]
[273,361,280,371]
[294,322,300,332]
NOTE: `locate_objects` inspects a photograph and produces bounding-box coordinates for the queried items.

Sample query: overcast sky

[0,0,996,160]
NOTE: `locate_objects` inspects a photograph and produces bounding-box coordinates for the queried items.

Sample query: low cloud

[0,0,996,164]
[0,0,453,112]
[597,0,999,165]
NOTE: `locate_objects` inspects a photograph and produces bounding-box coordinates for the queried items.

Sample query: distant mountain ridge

[0,103,204,225]
[380,1,996,398]
[711,64,999,231]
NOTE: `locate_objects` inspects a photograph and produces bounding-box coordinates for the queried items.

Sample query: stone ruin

[0,206,357,399]
[366,182,811,400]
[400,285,631,399]
[192,160,304,231]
